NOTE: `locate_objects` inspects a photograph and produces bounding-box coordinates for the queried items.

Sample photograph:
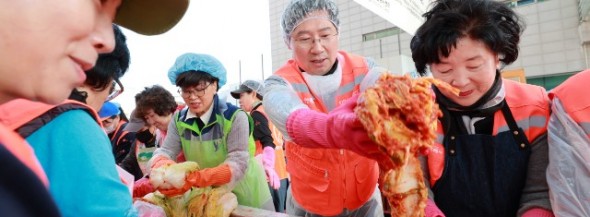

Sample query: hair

[69,24,130,102]
[134,85,177,118]
[410,0,524,75]
[118,107,129,122]
[175,70,220,91]
[244,89,263,100]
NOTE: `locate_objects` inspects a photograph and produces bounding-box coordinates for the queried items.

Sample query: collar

[251,101,262,111]
[299,59,339,76]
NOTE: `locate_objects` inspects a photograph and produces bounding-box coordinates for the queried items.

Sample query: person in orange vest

[409,0,554,216]
[546,69,590,216]
[262,0,398,215]
[99,101,135,164]
[231,80,289,212]
[0,1,188,216]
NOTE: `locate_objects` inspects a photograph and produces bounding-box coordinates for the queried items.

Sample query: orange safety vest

[549,69,590,138]
[252,104,288,180]
[275,51,379,215]
[110,120,130,145]
[0,99,103,186]
[427,79,550,186]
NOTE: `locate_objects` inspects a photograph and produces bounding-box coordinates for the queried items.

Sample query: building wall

[504,0,585,78]
[269,0,584,80]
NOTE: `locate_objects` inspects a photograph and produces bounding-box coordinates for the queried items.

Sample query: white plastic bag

[546,99,590,217]
[133,200,166,217]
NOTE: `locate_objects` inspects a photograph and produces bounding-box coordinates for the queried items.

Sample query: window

[362,27,401,42]
[527,73,574,91]
[503,0,547,8]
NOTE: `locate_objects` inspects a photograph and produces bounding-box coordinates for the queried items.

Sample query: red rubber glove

[286,94,395,171]
[158,165,232,197]
[521,208,554,217]
[186,164,232,188]
[133,177,154,198]
[262,147,280,189]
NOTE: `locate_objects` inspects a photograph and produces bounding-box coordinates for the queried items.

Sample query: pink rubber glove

[521,208,554,217]
[133,177,154,198]
[425,199,445,217]
[262,146,280,189]
[286,94,395,171]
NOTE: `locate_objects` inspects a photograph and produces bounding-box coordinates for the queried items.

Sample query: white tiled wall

[269,0,585,78]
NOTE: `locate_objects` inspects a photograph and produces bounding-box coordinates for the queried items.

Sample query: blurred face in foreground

[429,37,500,107]
[0,0,121,104]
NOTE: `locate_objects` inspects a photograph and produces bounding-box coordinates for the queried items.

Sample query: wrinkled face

[144,109,172,132]
[289,10,339,75]
[238,92,257,112]
[430,37,500,107]
[0,0,121,104]
[181,82,217,116]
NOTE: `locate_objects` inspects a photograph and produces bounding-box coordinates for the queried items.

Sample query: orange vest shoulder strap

[493,79,550,142]
[1,99,101,138]
[0,99,57,131]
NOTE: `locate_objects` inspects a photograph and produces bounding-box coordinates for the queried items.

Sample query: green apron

[175,109,271,208]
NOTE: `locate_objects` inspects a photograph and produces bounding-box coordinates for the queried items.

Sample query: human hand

[150,156,175,170]
[185,164,232,188]
[262,147,280,189]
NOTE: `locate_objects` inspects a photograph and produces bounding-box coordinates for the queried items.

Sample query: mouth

[310,58,326,64]
[71,56,94,71]
[70,56,94,82]
[458,90,473,97]
[189,102,201,108]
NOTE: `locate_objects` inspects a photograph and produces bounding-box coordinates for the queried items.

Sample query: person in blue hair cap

[98,101,121,120]
[148,53,274,211]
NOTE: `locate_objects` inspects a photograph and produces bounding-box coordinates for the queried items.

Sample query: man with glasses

[262,0,390,216]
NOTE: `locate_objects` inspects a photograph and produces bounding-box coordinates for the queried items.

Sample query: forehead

[143,109,156,116]
[436,38,493,62]
[181,81,210,90]
[291,11,336,35]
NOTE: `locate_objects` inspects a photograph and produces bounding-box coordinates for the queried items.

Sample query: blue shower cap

[168,53,227,88]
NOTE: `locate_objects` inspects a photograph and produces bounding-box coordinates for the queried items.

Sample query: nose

[310,39,325,54]
[450,71,469,88]
[91,20,116,54]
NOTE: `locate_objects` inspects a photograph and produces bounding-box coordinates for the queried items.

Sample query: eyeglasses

[178,83,211,98]
[105,78,124,102]
[292,32,338,49]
